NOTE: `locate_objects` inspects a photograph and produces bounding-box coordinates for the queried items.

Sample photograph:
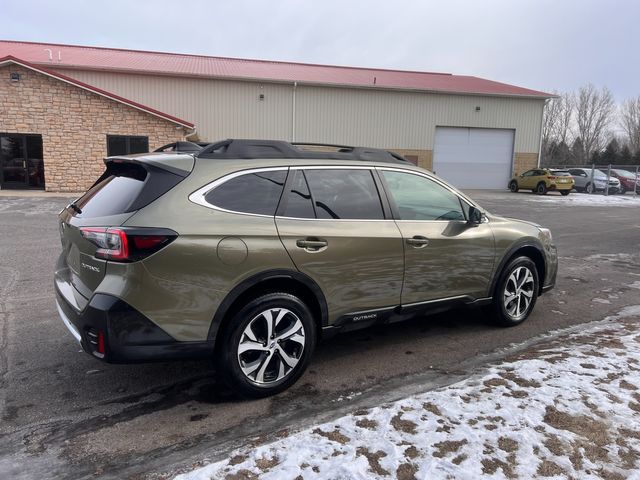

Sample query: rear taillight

[546,176,556,180]
[80,227,176,262]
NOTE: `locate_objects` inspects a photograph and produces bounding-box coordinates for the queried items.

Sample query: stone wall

[0,65,188,192]
[513,152,540,175]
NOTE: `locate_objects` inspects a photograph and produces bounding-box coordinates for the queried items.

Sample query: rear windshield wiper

[68,202,82,215]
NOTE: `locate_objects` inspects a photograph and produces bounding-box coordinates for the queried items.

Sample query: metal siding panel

[52,69,293,141]
[50,69,544,152]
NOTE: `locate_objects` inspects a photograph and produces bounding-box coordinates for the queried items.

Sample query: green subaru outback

[55,140,557,397]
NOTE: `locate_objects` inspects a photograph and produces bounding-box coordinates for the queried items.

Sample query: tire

[509,181,519,192]
[489,256,539,327]
[586,182,596,194]
[560,190,570,196]
[619,187,626,195]
[216,292,317,398]
[536,182,548,195]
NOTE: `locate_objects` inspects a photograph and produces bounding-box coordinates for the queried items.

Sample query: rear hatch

[56,155,192,308]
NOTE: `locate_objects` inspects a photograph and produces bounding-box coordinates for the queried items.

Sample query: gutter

[292,81,297,142]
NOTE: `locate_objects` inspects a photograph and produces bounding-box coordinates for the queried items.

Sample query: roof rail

[197,139,411,164]
[154,141,212,153]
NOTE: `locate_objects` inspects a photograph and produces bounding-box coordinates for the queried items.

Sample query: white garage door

[433,127,515,189]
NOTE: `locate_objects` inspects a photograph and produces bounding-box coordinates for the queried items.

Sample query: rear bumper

[548,183,572,191]
[55,286,213,363]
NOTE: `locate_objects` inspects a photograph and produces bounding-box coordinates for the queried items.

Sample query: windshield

[550,170,571,176]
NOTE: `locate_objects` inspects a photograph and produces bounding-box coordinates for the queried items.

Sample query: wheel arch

[208,269,328,348]
[489,241,547,296]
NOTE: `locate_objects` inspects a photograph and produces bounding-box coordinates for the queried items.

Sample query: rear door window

[204,170,287,216]
[280,170,316,219]
[303,169,384,220]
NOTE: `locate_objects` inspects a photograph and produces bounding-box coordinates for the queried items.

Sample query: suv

[567,168,620,194]
[509,168,574,195]
[55,140,557,397]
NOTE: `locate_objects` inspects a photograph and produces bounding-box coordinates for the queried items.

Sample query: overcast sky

[1,0,637,100]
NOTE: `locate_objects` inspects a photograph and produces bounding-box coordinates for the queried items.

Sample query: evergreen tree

[619,144,633,165]
[600,138,620,165]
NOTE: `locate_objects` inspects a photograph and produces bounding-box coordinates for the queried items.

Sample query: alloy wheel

[503,266,535,320]
[237,308,306,385]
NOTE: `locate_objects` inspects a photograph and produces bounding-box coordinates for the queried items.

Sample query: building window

[106,135,149,156]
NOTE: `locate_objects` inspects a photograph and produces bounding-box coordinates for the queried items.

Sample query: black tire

[509,180,519,192]
[489,256,539,327]
[536,182,548,195]
[586,182,596,194]
[560,190,570,196]
[216,292,317,398]
[619,187,626,195]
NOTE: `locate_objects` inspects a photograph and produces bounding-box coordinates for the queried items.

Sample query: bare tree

[573,84,615,164]
[542,92,573,164]
[620,96,640,155]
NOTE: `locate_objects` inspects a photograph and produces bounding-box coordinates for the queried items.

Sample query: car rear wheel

[560,190,570,196]
[217,293,316,398]
[536,182,548,195]
[489,256,539,327]
[586,182,596,194]
[509,181,519,192]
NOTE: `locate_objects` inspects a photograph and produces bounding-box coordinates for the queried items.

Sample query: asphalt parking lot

[1,190,639,479]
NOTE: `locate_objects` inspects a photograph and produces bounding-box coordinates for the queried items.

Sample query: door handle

[406,236,430,248]
[296,238,328,250]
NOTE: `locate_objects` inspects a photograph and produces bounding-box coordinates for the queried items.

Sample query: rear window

[74,162,183,217]
[204,170,287,216]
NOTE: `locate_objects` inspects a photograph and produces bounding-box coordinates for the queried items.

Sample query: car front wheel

[490,256,539,327]
[217,293,316,398]
[560,190,570,196]
[586,182,596,194]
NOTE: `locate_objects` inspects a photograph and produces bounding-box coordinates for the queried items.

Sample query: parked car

[567,168,620,194]
[55,139,558,397]
[509,168,574,195]
[609,168,640,194]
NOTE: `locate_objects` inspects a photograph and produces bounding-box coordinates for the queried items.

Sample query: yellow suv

[509,168,574,195]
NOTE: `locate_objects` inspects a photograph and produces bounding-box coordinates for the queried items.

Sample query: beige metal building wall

[53,69,295,141]
[52,68,544,172]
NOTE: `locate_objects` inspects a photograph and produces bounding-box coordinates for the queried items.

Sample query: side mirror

[468,206,483,225]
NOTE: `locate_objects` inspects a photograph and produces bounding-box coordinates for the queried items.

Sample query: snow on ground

[525,193,640,206]
[176,311,640,480]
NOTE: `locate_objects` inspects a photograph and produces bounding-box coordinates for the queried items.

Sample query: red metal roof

[0,40,553,98]
[0,55,194,128]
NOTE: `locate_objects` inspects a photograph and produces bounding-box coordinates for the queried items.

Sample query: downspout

[184,127,198,142]
[537,99,548,167]
[291,81,297,142]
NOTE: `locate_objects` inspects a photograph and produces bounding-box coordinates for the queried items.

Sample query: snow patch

[176,313,640,480]
[526,193,640,206]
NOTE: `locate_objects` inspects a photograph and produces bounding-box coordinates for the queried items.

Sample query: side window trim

[376,167,471,223]
[189,166,290,218]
